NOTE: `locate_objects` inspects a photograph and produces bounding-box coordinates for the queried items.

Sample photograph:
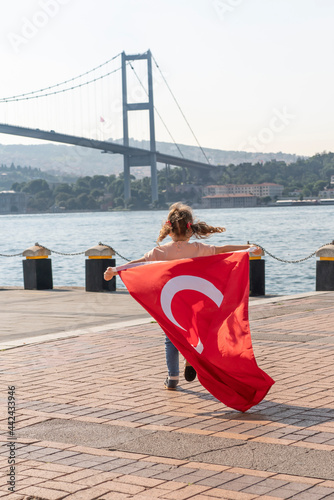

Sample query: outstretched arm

[215,244,262,255]
[104,256,146,281]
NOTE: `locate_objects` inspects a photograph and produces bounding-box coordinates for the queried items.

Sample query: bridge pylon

[121,50,158,204]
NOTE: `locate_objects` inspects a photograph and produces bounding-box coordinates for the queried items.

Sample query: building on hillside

[203,183,284,198]
[202,193,257,209]
[0,191,27,213]
[319,188,334,198]
[203,185,229,196]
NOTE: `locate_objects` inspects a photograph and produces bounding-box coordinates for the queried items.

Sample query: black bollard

[249,251,265,297]
[85,244,116,292]
[316,242,334,291]
[22,243,53,290]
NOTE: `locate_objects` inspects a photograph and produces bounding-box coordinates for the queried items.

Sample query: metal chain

[98,242,132,262]
[0,251,23,257]
[0,243,131,259]
[36,243,86,256]
[250,242,334,264]
[0,242,332,264]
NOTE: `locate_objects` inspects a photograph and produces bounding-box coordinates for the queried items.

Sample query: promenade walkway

[0,288,334,500]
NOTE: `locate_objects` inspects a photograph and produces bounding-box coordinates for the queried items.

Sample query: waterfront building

[202,193,257,209]
[203,185,229,196]
[319,187,334,198]
[0,191,27,213]
[203,183,284,198]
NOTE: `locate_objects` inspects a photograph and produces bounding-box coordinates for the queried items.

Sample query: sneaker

[184,362,197,382]
[164,377,179,390]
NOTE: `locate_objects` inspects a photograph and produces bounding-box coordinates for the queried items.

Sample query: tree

[22,179,50,195]
[114,197,124,208]
[11,182,26,192]
[27,196,49,212]
[54,183,73,195]
[109,178,124,198]
[74,177,90,195]
[55,192,71,204]
[76,193,97,210]
[90,188,104,199]
[260,196,272,205]
[313,180,328,194]
[302,187,311,198]
[63,198,78,210]
[90,175,108,189]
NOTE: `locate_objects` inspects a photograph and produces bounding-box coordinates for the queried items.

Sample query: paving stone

[1,291,334,498]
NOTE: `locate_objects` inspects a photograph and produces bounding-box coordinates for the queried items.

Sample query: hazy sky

[0,0,333,157]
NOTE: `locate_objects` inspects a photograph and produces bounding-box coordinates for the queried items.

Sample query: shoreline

[1,201,334,216]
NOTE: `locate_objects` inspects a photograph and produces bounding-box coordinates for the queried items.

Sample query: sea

[0,205,333,296]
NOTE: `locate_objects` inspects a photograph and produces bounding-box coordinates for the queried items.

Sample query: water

[0,206,333,295]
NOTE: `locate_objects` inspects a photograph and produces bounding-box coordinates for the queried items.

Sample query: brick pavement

[0,292,334,499]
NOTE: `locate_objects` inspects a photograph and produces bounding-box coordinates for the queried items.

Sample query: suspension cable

[0,53,122,102]
[0,66,122,103]
[128,62,185,158]
[151,53,211,165]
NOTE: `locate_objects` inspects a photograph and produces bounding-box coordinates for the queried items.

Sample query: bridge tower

[121,50,158,203]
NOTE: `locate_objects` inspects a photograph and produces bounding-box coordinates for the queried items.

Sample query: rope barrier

[0,242,332,264]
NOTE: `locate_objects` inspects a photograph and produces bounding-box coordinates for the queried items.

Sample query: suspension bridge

[0,50,217,202]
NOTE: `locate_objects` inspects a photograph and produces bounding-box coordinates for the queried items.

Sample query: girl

[104,202,261,390]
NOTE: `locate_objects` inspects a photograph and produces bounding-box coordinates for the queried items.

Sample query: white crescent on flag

[160,275,224,354]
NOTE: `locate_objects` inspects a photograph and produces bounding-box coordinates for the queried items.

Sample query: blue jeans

[165,335,179,377]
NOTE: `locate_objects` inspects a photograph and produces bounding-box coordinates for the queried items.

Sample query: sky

[0,0,334,157]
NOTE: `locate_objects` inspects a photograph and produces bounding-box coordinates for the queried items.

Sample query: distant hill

[0,139,303,179]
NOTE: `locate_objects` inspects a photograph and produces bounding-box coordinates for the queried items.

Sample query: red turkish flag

[117,252,274,412]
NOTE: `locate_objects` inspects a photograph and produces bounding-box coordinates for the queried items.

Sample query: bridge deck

[0,123,216,171]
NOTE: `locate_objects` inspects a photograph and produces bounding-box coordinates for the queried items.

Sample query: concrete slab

[16,418,334,480]
[189,442,334,480]
[0,287,150,344]
[17,418,155,449]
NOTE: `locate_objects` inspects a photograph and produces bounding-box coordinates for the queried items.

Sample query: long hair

[157,202,226,243]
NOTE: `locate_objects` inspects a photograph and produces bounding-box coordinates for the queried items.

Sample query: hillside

[4,152,334,213]
[0,140,302,179]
